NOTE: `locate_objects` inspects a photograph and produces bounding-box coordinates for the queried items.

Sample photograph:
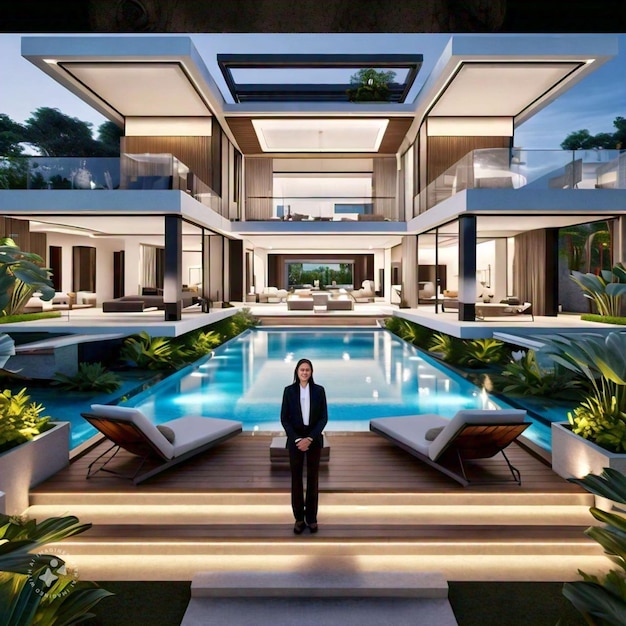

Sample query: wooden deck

[34,431,581,495]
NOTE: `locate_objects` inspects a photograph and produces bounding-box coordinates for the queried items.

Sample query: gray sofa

[102,293,194,312]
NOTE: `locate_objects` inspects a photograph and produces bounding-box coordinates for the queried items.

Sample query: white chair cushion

[427,409,527,461]
[90,404,174,459]
[369,414,448,457]
[159,416,242,457]
[370,408,527,461]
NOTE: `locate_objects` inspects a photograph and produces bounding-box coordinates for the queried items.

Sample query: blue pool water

[122,328,555,450]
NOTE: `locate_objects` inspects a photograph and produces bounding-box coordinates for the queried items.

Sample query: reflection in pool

[124,328,552,450]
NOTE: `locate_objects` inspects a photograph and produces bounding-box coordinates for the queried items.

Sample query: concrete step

[181,571,458,626]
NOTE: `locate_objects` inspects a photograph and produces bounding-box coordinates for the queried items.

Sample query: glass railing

[414,148,626,216]
[21,156,121,190]
[0,153,223,214]
[244,196,397,222]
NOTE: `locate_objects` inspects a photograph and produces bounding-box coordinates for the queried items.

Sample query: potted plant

[539,332,626,479]
[347,68,396,102]
[0,335,70,515]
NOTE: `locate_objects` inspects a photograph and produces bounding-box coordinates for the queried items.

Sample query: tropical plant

[0,513,112,626]
[52,362,122,393]
[208,309,259,344]
[539,332,626,452]
[461,338,509,369]
[347,68,396,102]
[177,329,222,361]
[229,307,260,335]
[561,468,626,626]
[570,263,626,318]
[386,318,433,349]
[0,333,15,369]
[0,387,51,453]
[119,331,189,370]
[489,349,584,399]
[0,237,55,316]
[428,332,467,365]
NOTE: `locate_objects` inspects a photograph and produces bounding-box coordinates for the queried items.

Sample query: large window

[287,262,353,288]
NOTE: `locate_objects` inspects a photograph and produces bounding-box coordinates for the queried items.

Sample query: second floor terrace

[1,149,625,227]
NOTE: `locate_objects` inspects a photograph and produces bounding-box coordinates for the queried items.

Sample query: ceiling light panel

[430,62,580,117]
[64,62,209,117]
[252,119,389,152]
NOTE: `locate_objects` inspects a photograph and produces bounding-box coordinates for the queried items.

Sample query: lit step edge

[24,504,594,527]
[28,492,594,507]
[53,539,603,557]
[57,554,613,584]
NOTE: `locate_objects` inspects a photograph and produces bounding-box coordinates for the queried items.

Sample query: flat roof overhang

[409,188,626,238]
[20,34,618,157]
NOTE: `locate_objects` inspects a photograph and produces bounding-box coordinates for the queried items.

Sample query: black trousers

[288,445,322,524]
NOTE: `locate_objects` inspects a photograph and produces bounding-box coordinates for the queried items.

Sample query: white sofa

[258,287,288,303]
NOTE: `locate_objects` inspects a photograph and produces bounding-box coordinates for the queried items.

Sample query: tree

[96,120,123,156]
[0,114,25,157]
[22,107,101,157]
[347,68,396,102]
[560,115,626,150]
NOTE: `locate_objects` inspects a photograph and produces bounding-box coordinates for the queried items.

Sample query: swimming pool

[123,328,553,450]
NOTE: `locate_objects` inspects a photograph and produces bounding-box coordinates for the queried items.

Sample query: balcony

[0,153,224,215]
[245,196,397,222]
[414,148,626,216]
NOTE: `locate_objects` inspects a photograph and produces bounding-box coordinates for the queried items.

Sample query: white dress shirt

[299,383,310,426]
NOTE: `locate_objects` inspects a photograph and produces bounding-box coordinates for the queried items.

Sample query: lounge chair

[81,404,243,484]
[369,409,529,486]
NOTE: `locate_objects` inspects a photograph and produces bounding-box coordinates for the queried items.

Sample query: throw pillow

[425,426,444,441]
[156,424,176,443]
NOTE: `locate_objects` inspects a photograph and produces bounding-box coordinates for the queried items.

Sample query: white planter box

[551,421,626,480]
[0,421,70,516]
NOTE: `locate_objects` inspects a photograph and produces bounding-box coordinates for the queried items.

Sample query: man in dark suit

[280,358,328,534]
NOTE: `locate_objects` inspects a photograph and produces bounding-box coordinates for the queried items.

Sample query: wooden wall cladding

[0,217,30,251]
[30,232,47,264]
[426,136,511,185]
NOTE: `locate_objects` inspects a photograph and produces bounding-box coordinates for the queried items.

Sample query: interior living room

[0,33,624,333]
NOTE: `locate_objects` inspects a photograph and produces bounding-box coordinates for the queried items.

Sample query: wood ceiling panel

[225,117,414,155]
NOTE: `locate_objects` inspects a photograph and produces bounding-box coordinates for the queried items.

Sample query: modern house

[1,33,625,327]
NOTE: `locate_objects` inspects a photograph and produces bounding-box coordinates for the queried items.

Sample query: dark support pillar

[202,233,211,310]
[229,239,244,302]
[458,215,477,321]
[164,215,182,321]
[544,227,559,316]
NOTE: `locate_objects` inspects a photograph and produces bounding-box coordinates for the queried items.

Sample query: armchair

[351,280,376,302]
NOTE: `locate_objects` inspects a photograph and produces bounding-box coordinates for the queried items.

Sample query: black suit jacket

[280,382,328,450]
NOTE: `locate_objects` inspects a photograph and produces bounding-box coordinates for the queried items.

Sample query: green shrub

[581,313,626,325]
[461,338,510,369]
[428,332,467,365]
[119,331,189,370]
[540,332,626,453]
[0,387,51,452]
[489,350,584,399]
[177,329,222,361]
[53,362,122,393]
[0,311,61,324]
[209,308,259,343]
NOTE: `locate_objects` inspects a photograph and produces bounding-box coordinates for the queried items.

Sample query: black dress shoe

[293,521,306,534]
[308,523,318,534]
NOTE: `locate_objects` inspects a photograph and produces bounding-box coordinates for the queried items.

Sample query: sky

[0,32,624,150]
